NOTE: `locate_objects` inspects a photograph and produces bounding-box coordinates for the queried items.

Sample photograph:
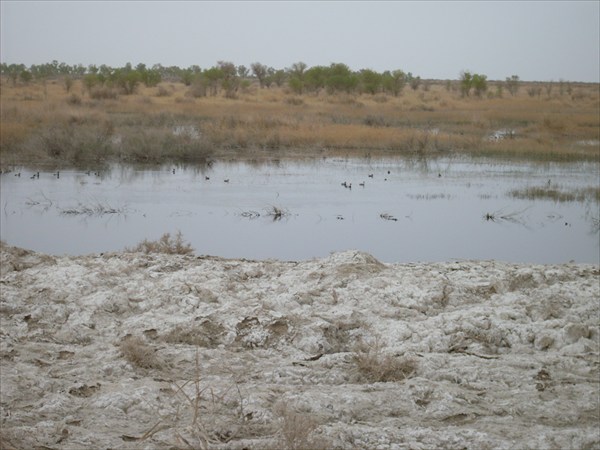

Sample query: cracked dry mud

[1,244,598,449]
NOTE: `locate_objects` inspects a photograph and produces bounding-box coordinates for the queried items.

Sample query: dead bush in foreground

[352,337,418,383]
[126,231,194,255]
[273,402,329,450]
[119,335,162,369]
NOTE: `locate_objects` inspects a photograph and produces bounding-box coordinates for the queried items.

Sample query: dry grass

[273,402,327,450]
[352,336,418,383]
[1,77,598,167]
[119,335,162,370]
[509,185,600,203]
[126,231,194,255]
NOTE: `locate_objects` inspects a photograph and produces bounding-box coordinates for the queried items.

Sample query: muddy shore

[1,244,598,449]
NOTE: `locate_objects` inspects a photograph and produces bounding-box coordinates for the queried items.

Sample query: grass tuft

[509,185,600,203]
[126,231,194,255]
[273,402,324,450]
[352,336,418,383]
[119,335,162,369]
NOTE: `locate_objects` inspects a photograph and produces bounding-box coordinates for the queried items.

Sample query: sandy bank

[1,245,599,449]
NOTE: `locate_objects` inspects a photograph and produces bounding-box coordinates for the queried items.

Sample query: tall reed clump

[30,122,114,163]
[115,126,212,163]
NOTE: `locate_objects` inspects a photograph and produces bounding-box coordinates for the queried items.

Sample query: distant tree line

[0,60,543,99]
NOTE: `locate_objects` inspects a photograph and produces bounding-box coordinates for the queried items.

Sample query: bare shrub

[285,97,304,106]
[163,321,225,348]
[187,81,207,98]
[167,350,263,448]
[118,127,212,163]
[363,115,390,127]
[89,86,118,100]
[120,335,162,369]
[31,123,112,163]
[126,231,194,255]
[174,96,194,104]
[156,85,171,97]
[273,402,322,450]
[352,337,418,383]
[66,93,82,106]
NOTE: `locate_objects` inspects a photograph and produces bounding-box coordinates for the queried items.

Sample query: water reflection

[1,157,598,264]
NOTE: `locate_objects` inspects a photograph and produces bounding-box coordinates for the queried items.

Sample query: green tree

[270,69,287,87]
[289,61,307,79]
[251,62,268,87]
[262,67,277,88]
[505,75,519,96]
[407,72,421,90]
[83,73,100,93]
[460,70,473,97]
[180,68,194,86]
[218,61,239,98]
[286,62,307,93]
[288,77,304,94]
[325,63,358,94]
[204,66,224,96]
[19,69,32,84]
[237,65,249,78]
[304,65,327,93]
[6,64,25,86]
[73,64,86,76]
[98,65,112,79]
[472,73,488,97]
[110,66,141,94]
[382,70,407,96]
[360,69,382,95]
[63,75,74,93]
[57,62,71,75]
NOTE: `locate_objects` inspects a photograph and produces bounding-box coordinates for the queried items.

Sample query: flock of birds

[2,167,446,187]
[1,169,103,179]
[164,167,404,188]
[2,167,446,190]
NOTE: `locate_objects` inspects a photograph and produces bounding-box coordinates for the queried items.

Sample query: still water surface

[1,157,598,263]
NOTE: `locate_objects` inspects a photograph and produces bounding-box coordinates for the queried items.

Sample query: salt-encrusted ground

[1,244,598,449]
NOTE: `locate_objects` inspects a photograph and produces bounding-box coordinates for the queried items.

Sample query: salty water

[1,157,598,263]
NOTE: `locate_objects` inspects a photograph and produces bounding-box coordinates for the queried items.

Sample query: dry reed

[1,77,598,168]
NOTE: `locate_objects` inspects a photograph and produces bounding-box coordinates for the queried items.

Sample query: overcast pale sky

[1,1,598,82]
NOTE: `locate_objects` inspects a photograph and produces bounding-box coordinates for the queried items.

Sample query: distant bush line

[1,60,581,99]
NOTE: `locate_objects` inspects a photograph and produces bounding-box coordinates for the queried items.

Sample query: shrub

[89,86,118,100]
[120,335,162,369]
[33,122,112,163]
[156,85,171,97]
[273,402,320,450]
[66,94,82,105]
[187,81,207,98]
[126,231,194,255]
[285,97,304,106]
[352,337,418,382]
[363,115,389,127]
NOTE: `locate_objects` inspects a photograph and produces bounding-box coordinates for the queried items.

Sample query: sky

[1,1,599,82]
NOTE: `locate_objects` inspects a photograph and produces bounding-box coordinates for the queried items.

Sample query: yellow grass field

[1,77,598,168]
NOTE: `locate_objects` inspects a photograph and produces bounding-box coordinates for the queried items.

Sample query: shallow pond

[1,157,598,263]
